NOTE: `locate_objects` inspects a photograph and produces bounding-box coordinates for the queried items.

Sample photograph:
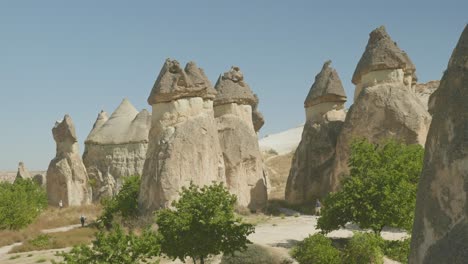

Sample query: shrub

[382,238,411,263]
[343,233,383,264]
[0,178,47,230]
[156,182,254,264]
[222,244,290,264]
[57,224,160,264]
[291,234,341,264]
[99,175,140,228]
[318,139,424,234]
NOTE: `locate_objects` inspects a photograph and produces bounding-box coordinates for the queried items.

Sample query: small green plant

[382,238,411,263]
[343,233,383,264]
[291,234,341,264]
[280,213,286,219]
[36,258,47,263]
[294,213,300,217]
[157,182,254,264]
[30,234,52,248]
[222,244,288,264]
[9,255,21,260]
[27,254,33,257]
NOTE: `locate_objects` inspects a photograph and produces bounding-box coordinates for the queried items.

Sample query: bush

[343,233,383,264]
[99,175,140,228]
[0,178,47,230]
[222,244,290,264]
[156,182,254,264]
[318,139,424,234]
[57,224,160,264]
[382,238,411,263]
[291,234,341,264]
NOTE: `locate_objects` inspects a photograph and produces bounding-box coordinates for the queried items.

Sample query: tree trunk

[200,256,205,264]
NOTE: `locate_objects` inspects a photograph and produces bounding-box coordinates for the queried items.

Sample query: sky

[0,0,466,170]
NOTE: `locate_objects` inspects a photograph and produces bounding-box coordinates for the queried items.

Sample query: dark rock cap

[304,60,347,108]
[352,26,416,85]
[52,115,77,143]
[214,66,257,106]
[148,59,217,104]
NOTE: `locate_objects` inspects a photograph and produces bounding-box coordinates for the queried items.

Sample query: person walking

[59,200,63,210]
[315,199,321,216]
[80,215,86,227]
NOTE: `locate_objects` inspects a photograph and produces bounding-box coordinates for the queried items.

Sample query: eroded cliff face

[83,99,151,201]
[409,25,468,264]
[214,67,268,211]
[139,60,225,213]
[285,61,347,204]
[46,115,91,206]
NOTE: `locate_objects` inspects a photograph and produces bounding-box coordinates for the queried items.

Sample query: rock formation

[331,26,431,191]
[139,59,225,212]
[409,25,468,264]
[214,66,268,210]
[285,61,347,204]
[83,99,151,201]
[414,80,440,110]
[33,173,46,187]
[15,161,31,182]
[46,115,91,206]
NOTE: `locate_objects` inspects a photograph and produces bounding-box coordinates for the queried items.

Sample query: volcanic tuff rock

[214,66,268,210]
[139,59,226,212]
[409,25,468,264]
[46,115,91,206]
[414,80,440,110]
[286,61,347,204]
[15,161,31,182]
[331,26,431,191]
[83,99,151,201]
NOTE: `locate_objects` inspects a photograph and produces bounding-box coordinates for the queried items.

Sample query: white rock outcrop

[139,59,225,213]
[46,115,91,206]
[331,26,431,191]
[414,80,440,110]
[409,25,468,264]
[83,99,151,201]
[214,66,268,210]
[286,61,347,204]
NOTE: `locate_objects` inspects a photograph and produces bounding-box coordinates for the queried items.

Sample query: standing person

[315,199,321,216]
[80,215,86,227]
[59,200,63,210]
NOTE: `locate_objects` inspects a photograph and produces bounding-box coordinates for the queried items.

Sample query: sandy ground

[0,215,406,264]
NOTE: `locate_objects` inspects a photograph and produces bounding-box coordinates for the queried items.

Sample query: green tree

[343,232,384,264]
[156,182,254,264]
[0,178,47,230]
[57,224,160,264]
[317,139,424,234]
[291,234,341,264]
[99,175,141,228]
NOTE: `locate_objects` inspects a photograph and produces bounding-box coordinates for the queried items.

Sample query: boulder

[46,115,91,206]
[214,66,268,210]
[286,61,347,204]
[139,59,226,213]
[15,161,31,182]
[83,99,151,201]
[409,25,468,264]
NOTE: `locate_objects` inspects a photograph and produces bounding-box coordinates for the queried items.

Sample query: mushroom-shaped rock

[352,26,416,86]
[83,99,151,201]
[15,161,32,182]
[139,59,226,213]
[147,59,217,104]
[46,115,91,207]
[213,66,268,210]
[286,61,347,204]
[409,25,468,264]
[304,60,347,108]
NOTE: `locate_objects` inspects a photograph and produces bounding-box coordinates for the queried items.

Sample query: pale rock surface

[46,115,91,206]
[331,26,431,191]
[83,99,151,201]
[409,25,468,264]
[15,161,31,181]
[214,66,268,210]
[259,125,304,155]
[139,60,225,213]
[414,80,440,110]
[286,61,347,204]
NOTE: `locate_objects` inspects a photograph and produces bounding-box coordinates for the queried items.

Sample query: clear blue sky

[0,0,466,170]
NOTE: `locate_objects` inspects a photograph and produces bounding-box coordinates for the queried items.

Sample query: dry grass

[0,204,102,247]
[9,227,96,253]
